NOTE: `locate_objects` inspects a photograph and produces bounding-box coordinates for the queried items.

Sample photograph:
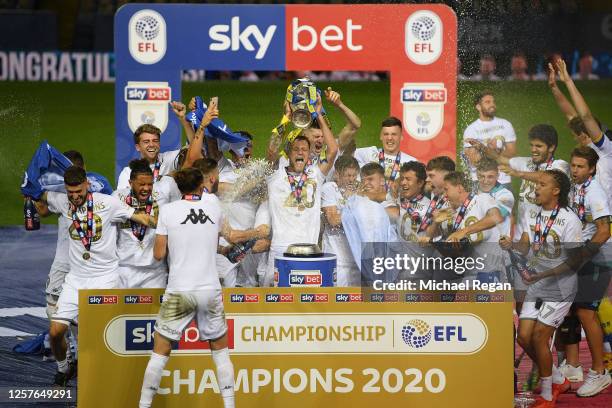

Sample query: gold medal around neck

[298,204,306,211]
[83,252,91,260]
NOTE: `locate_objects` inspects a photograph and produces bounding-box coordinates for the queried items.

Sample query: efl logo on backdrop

[124,81,171,133]
[129,9,166,64]
[401,82,446,141]
[405,10,442,65]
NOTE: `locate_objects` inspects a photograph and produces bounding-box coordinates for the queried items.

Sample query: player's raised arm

[170,101,197,144]
[547,62,578,121]
[316,95,339,176]
[153,234,167,261]
[325,87,361,152]
[555,59,602,140]
[221,220,269,244]
[183,98,219,169]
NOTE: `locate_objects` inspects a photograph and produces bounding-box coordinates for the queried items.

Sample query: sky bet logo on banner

[124,81,171,134]
[401,82,447,142]
[88,295,118,305]
[129,9,167,64]
[104,315,235,355]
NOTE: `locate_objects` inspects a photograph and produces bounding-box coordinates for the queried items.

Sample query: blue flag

[185,96,249,155]
[20,141,112,199]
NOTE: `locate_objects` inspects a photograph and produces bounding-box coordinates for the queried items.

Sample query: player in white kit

[113,159,181,288]
[262,95,338,286]
[139,167,240,408]
[353,117,418,190]
[116,124,184,190]
[33,166,156,386]
[462,90,517,189]
[436,172,505,283]
[321,155,361,286]
[558,147,611,396]
[502,170,583,407]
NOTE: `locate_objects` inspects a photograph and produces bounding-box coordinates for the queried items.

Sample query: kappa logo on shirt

[180,209,215,225]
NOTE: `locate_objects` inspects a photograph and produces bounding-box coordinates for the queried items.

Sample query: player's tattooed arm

[170,101,197,144]
[32,192,51,217]
[524,246,583,283]
[466,139,510,166]
[183,98,219,169]
[153,234,167,261]
[322,205,342,227]
[130,213,157,228]
[221,221,270,244]
[447,207,503,242]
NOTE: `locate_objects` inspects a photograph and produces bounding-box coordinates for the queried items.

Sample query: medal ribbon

[125,193,153,242]
[152,160,161,181]
[533,204,560,254]
[379,148,402,185]
[452,193,475,232]
[535,156,554,171]
[401,194,424,224]
[419,194,447,232]
[71,192,93,251]
[286,168,308,204]
[575,176,592,223]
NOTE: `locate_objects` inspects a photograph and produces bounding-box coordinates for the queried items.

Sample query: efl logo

[404,10,442,65]
[128,9,167,65]
[124,295,153,304]
[401,319,468,350]
[289,271,322,287]
[88,295,118,305]
[104,315,234,355]
[405,293,434,302]
[124,86,171,101]
[265,294,294,303]
[124,81,171,133]
[230,294,259,303]
[209,17,277,60]
[300,293,328,303]
[401,82,447,141]
[335,293,363,302]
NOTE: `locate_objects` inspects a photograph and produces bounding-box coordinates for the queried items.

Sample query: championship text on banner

[114,4,457,178]
[79,288,512,407]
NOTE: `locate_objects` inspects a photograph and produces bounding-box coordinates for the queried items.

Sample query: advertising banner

[114,4,457,178]
[79,288,512,407]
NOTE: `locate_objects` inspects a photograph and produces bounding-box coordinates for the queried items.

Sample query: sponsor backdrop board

[114,4,457,178]
[79,288,512,407]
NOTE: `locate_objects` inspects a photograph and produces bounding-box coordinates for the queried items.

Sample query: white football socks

[139,352,169,408]
[212,348,235,408]
[540,375,553,401]
[552,364,565,384]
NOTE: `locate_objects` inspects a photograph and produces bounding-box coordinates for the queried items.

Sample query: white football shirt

[353,146,417,181]
[46,192,135,279]
[463,117,516,183]
[266,165,325,252]
[156,195,224,292]
[116,149,181,190]
[113,176,180,268]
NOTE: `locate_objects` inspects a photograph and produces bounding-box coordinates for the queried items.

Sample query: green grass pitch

[0,79,610,226]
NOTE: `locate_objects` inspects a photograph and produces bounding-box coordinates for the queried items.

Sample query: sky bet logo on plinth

[129,9,166,64]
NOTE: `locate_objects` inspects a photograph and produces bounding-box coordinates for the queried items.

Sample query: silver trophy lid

[284,243,323,258]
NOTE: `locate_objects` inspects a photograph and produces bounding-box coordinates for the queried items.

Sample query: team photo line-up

[22,59,611,408]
